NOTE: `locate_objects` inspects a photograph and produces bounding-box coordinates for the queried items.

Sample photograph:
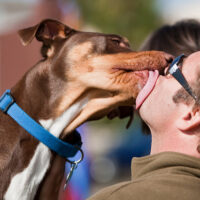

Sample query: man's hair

[140,19,200,133]
[140,19,200,56]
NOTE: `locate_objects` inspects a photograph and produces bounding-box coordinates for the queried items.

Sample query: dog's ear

[18,19,75,46]
[18,19,76,57]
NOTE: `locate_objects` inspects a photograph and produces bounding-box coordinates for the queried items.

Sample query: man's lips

[136,70,159,109]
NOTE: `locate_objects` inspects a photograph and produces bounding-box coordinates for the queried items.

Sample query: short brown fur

[0,19,172,199]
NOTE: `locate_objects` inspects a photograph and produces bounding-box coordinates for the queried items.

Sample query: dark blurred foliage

[76,0,162,49]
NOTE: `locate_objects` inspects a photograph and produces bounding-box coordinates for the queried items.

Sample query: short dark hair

[140,19,200,56]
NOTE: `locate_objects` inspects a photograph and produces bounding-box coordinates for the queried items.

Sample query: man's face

[139,51,200,132]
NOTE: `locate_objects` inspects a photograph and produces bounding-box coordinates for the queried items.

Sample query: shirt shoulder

[87,181,129,200]
[87,174,200,200]
[87,180,148,200]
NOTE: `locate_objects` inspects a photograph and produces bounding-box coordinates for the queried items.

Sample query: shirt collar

[131,152,200,180]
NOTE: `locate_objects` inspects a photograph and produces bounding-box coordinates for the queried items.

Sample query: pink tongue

[136,70,159,110]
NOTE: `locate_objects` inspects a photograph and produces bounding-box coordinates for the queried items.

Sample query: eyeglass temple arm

[169,64,197,101]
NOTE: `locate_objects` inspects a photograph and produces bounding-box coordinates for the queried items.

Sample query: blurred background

[1,0,200,199]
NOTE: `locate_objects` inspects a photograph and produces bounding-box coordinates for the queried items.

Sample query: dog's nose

[158,53,174,76]
[164,53,174,64]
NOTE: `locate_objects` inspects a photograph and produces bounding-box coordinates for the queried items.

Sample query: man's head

[140,19,200,134]
[138,51,200,157]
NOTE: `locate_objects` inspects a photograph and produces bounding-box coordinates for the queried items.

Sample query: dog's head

[18,19,172,131]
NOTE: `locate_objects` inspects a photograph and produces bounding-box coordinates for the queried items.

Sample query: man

[88,51,200,200]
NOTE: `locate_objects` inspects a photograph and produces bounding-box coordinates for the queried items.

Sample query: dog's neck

[39,95,88,137]
[12,59,90,131]
[2,61,89,200]
[4,102,85,200]
[2,56,120,199]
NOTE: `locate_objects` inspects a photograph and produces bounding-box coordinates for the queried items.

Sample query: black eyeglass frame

[168,54,197,101]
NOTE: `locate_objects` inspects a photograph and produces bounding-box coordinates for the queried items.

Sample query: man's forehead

[185,51,200,65]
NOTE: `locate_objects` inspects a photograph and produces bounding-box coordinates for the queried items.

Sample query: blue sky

[155,0,200,23]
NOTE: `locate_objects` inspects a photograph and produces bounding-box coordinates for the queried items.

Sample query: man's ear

[176,106,200,131]
[18,19,76,57]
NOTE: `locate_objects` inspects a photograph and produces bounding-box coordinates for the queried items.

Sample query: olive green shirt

[88,152,200,200]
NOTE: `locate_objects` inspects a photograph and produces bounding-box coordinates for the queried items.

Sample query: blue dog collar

[0,89,82,159]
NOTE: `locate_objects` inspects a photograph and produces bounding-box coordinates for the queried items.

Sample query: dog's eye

[111,38,121,45]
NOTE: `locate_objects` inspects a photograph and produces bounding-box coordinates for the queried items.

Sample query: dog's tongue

[136,70,159,110]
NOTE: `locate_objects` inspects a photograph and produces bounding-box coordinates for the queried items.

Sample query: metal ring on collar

[65,146,84,165]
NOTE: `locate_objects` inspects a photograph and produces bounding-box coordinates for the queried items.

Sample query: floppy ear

[18,19,76,57]
[176,106,200,131]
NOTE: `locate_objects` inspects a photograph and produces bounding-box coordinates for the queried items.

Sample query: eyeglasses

[168,54,197,101]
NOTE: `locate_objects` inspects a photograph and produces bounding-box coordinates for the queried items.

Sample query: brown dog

[0,19,172,200]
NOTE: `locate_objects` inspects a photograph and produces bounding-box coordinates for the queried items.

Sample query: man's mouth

[112,67,160,109]
[106,70,159,128]
[136,70,159,109]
